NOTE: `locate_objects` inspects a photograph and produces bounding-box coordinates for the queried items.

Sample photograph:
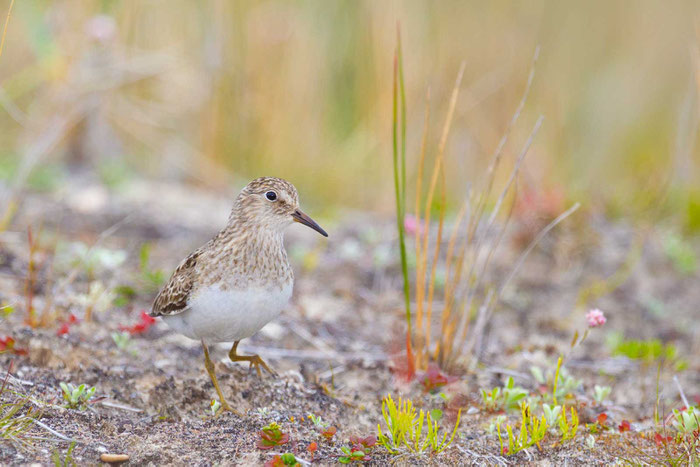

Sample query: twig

[674,375,690,409]
[233,345,386,363]
[32,419,75,443]
[0,0,14,62]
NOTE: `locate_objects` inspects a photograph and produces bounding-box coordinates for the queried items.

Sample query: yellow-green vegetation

[496,402,547,456]
[558,405,579,442]
[376,394,461,455]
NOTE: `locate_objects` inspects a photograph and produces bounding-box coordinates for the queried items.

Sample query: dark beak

[292,210,328,237]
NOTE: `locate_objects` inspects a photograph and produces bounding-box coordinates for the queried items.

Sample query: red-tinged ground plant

[264,453,299,467]
[256,422,290,450]
[306,442,317,460]
[419,364,457,394]
[390,31,580,375]
[349,435,377,452]
[338,445,369,464]
[320,426,337,441]
[0,337,27,356]
[56,314,79,336]
[119,310,156,335]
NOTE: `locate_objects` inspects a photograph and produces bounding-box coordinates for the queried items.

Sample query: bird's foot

[215,400,243,417]
[247,355,278,378]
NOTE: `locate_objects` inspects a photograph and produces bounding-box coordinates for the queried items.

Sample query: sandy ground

[1,179,698,465]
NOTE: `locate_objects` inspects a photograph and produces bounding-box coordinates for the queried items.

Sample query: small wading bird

[150,177,328,414]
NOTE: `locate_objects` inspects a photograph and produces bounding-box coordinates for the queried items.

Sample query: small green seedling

[210,399,221,416]
[481,377,528,412]
[593,385,611,404]
[308,413,330,428]
[339,446,367,463]
[672,406,698,435]
[542,404,562,427]
[59,383,96,410]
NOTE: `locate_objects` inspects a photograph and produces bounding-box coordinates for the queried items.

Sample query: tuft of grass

[497,402,548,456]
[392,40,580,374]
[376,394,461,455]
[1,363,42,450]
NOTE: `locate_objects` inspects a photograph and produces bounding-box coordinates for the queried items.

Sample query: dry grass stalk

[409,47,579,373]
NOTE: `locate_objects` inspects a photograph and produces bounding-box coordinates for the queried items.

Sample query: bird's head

[233,177,328,237]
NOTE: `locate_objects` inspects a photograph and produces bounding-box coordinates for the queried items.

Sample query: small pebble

[100,453,129,464]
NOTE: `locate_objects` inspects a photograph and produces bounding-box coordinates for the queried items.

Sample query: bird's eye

[265,191,277,201]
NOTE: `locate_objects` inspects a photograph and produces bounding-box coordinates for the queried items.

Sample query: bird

[150,177,328,414]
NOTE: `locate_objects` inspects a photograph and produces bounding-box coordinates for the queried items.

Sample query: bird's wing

[150,249,200,317]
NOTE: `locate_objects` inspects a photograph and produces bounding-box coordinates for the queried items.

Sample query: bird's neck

[210,221,292,288]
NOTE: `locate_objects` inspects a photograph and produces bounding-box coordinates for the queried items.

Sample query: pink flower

[404,215,425,236]
[586,309,606,327]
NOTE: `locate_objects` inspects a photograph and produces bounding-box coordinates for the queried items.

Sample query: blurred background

[0,0,699,228]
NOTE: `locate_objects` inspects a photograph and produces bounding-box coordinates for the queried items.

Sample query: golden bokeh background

[1,0,698,226]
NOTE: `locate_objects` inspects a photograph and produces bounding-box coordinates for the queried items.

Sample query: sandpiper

[150,177,328,413]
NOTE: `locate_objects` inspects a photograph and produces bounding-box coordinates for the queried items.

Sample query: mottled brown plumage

[149,176,327,414]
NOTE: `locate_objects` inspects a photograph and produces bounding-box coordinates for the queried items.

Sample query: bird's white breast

[162,283,293,343]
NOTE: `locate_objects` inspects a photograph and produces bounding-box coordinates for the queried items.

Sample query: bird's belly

[162,283,292,343]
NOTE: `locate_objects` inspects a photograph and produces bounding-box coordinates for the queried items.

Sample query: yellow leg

[228,340,277,378]
[202,339,241,416]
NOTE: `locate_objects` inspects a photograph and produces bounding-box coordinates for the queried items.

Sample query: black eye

[265,191,277,201]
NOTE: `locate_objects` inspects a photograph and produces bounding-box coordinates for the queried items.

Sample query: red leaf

[120,310,157,335]
[0,336,15,350]
[307,442,317,453]
[618,420,631,432]
[596,413,608,426]
[654,432,673,447]
[321,426,337,439]
[56,323,70,336]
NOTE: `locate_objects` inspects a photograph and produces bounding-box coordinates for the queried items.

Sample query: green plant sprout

[307,413,329,428]
[593,385,611,404]
[481,377,528,412]
[376,394,461,455]
[542,404,561,427]
[671,406,698,435]
[59,382,96,410]
[209,399,221,416]
[339,446,367,463]
[497,402,547,456]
